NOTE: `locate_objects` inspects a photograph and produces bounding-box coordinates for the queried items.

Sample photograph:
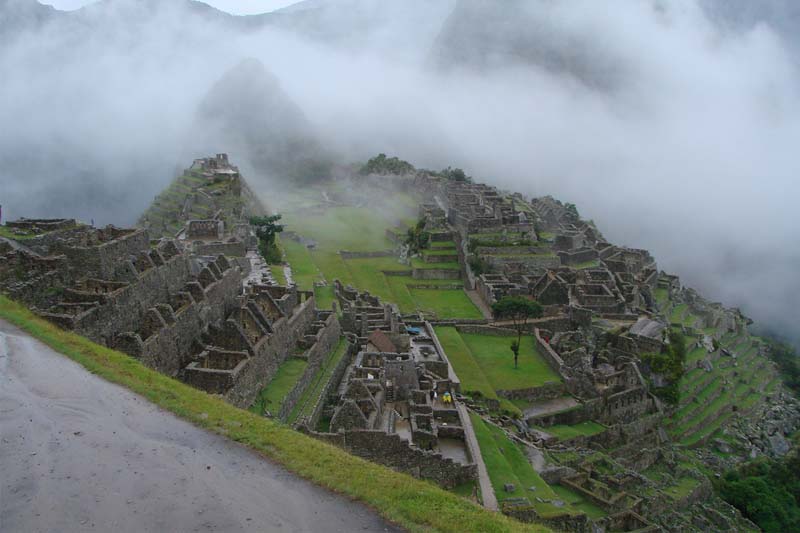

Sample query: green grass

[284,206,397,252]
[654,288,669,306]
[458,332,561,390]
[670,304,688,324]
[314,285,335,311]
[270,265,287,286]
[470,414,575,518]
[572,260,599,270]
[0,295,545,533]
[551,485,606,519]
[250,358,308,416]
[663,477,700,500]
[536,422,606,441]
[433,328,560,411]
[0,225,40,240]
[282,239,320,290]
[434,327,497,400]
[408,288,483,320]
[289,338,348,424]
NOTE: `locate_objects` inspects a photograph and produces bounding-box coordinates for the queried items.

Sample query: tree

[404,218,430,255]
[249,214,284,263]
[438,166,471,182]
[491,296,544,368]
[509,339,520,369]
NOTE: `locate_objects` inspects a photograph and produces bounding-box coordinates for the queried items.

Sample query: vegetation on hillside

[405,218,431,254]
[764,339,800,395]
[434,166,471,182]
[642,330,686,405]
[716,442,800,532]
[360,153,416,176]
[250,214,284,263]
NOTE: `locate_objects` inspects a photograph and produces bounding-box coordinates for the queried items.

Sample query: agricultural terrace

[275,184,482,320]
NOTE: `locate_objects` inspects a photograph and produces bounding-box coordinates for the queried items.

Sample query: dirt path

[0,320,400,533]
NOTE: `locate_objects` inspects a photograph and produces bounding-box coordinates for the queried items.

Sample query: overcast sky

[39,0,298,15]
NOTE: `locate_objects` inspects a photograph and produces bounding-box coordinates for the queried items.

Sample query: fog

[1,0,798,345]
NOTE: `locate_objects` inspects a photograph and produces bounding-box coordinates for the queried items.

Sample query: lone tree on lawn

[249,214,284,263]
[491,296,543,368]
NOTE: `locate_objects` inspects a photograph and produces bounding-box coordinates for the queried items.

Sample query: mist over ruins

[1,1,799,532]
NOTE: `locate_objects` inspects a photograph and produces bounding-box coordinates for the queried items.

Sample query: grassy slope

[250,358,308,416]
[289,338,348,424]
[0,295,546,533]
[470,413,573,519]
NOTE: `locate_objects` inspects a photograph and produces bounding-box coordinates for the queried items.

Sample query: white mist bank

[1,0,797,344]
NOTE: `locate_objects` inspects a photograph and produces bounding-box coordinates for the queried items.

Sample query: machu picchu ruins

[3,150,798,533]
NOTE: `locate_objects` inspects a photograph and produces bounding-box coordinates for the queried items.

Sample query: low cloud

[1,0,797,344]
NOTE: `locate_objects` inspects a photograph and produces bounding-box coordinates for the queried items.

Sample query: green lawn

[0,295,543,533]
[434,327,497,400]
[458,332,561,390]
[250,358,308,416]
[284,206,396,252]
[409,288,484,320]
[282,239,320,290]
[314,285,335,312]
[434,328,561,399]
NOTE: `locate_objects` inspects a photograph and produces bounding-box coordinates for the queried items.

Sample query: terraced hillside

[138,158,264,239]
[275,182,483,320]
[658,293,784,451]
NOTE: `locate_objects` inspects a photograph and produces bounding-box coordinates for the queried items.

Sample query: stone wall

[225,295,318,408]
[305,337,359,430]
[331,429,477,488]
[454,324,517,336]
[194,241,247,257]
[114,258,243,375]
[498,381,567,402]
[534,328,565,374]
[412,268,461,280]
[71,254,194,345]
[339,250,395,259]
[60,229,151,280]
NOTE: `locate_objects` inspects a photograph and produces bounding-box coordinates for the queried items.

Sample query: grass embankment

[0,295,547,533]
[470,413,577,519]
[288,338,348,424]
[250,358,308,416]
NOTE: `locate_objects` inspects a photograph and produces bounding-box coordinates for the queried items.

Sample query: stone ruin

[295,282,479,489]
